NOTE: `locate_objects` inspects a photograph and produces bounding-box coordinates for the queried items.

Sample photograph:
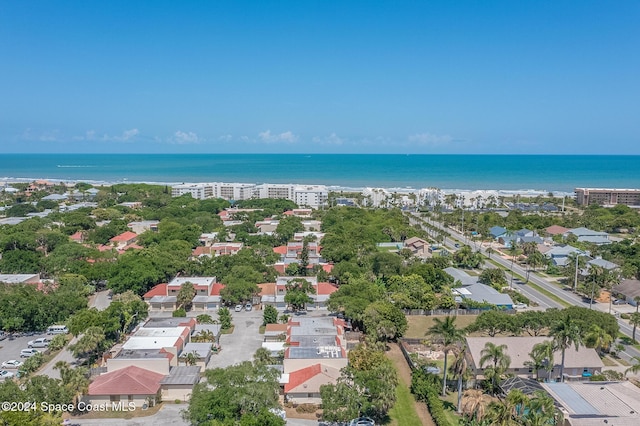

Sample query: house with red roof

[279,316,349,404]
[109,231,138,250]
[85,365,164,409]
[284,363,341,404]
[143,277,224,312]
[69,231,85,243]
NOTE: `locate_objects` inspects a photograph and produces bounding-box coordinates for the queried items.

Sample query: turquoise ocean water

[1,154,639,192]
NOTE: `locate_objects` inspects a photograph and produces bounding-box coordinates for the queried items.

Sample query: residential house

[465,337,603,384]
[293,231,325,242]
[545,225,570,237]
[127,221,159,234]
[119,201,142,209]
[612,279,640,306]
[179,342,212,371]
[445,267,514,308]
[255,218,280,234]
[282,316,348,404]
[85,365,164,409]
[284,208,313,217]
[109,231,138,250]
[565,227,610,245]
[541,381,640,426]
[545,245,584,267]
[489,226,507,239]
[198,232,219,246]
[144,277,223,313]
[404,237,429,256]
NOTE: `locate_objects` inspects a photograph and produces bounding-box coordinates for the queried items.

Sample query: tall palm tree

[631,312,640,343]
[550,319,583,382]
[486,400,517,426]
[526,390,561,425]
[428,316,466,396]
[527,341,555,381]
[451,346,469,413]
[55,361,89,405]
[193,329,215,343]
[479,342,511,394]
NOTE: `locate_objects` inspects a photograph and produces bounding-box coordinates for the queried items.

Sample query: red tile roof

[192,246,213,257]
[69,231,84,242]
[322,264,334,273]
[546,225,570,235]
[258,283,276,297]
[273,246,287,255]
[285,364,322,392]
[273,264,286,275]
[110,231,138,242]
[143,283,168,299]
[317,282,338,296]
[210,283,225,296]
[88,365,164,395]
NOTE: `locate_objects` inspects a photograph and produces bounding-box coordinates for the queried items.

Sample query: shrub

[621,313,630,320]
[411,370,452,426]
[172,308,187,317]
[295,403,317,414]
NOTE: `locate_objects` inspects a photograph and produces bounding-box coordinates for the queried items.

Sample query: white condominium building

[171,182,328,208]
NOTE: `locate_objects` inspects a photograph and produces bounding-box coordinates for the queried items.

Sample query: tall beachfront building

[575,188,640,207]
[171,182,328,208]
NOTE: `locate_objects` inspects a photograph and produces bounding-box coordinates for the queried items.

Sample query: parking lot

[208,306,264,369]
[0,332,49,368]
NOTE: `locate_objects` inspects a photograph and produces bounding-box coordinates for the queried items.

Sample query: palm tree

[180,351,199,366]
[486,400,516,426]
[584,324,613,355]
[526,390,561,425]
[193,329,215,343]
[461,389,492,422]
[550,319,583,382]
[451,346,469,413]
[505,389,528,418]
[55,361,89,405]
[526,341,555,381]
[526,251,546,283]
[631,312,640,343]
[427,316,466,396]
[253,347,273,365]
[625,356,640,377]
[479,342,511,394]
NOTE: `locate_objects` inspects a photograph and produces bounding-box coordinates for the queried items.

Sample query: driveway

[208,307,264,369]
[67,403,188,426]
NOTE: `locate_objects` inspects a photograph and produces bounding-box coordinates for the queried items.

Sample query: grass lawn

[388,382,424,426]
[602,356,619,367]
[441,392,462,425]
[405,315,477,339]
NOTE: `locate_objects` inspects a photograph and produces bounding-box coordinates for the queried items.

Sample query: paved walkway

[67,403,188,426]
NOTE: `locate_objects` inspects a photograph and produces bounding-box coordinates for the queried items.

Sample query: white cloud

[73,128,139,142]
[312,133,344,145]
[217,134,233,142]
[170,130,201,144]
[407,133,454,146]
[257,130,298,144]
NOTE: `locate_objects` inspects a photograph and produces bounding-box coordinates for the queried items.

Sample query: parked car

[0,370,14,380]
[1,360,23,369]
[0,331,6,341]
[28,338,49,348]
[350,417,375,426]
[513,303,528,309]
[613,298,627,305]
[20,349,39,358]
[234,304,243,312]
[245,303,252,311]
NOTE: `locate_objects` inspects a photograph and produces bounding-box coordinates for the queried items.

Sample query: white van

[46,325,68,335]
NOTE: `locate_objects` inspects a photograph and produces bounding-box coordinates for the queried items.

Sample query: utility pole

[573,254,579,291]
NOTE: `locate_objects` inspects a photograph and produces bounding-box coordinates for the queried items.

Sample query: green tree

[69,326,108,362]
[176,281,196,311]
[196,314,215,324]
[526,341,555,381]
[478,268,507,290]
[262,305,279,326]
[427,316,466,396]
[218,307,232,330]
[479,342,511,395]
[584,324,613,355]
[185,361,283,425]
[550,319,583,382]
[284,278,315,312]
[362,300,407,342]
[631,312,640,342]
[180,351,199,366]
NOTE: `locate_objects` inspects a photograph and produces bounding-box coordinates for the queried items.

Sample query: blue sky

[1,1,639,154]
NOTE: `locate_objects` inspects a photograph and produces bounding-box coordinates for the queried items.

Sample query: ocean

[1,154,639,193]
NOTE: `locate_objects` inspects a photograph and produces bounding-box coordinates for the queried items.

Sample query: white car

[20,349,39,358]
[28,338,49,348]
[1,360,23,369]
[0,370,14,380]
[513,303,528,310]
[234,304,243,312]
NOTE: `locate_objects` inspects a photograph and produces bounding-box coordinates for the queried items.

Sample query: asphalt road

[408,211,640,362]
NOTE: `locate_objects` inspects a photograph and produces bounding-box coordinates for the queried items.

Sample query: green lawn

[406,315,478,339]
[388,382,423,426]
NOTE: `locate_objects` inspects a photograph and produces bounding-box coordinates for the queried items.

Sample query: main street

[407,211,640,363]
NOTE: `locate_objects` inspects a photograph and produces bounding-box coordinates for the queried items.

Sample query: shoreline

[0,176,576,197]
